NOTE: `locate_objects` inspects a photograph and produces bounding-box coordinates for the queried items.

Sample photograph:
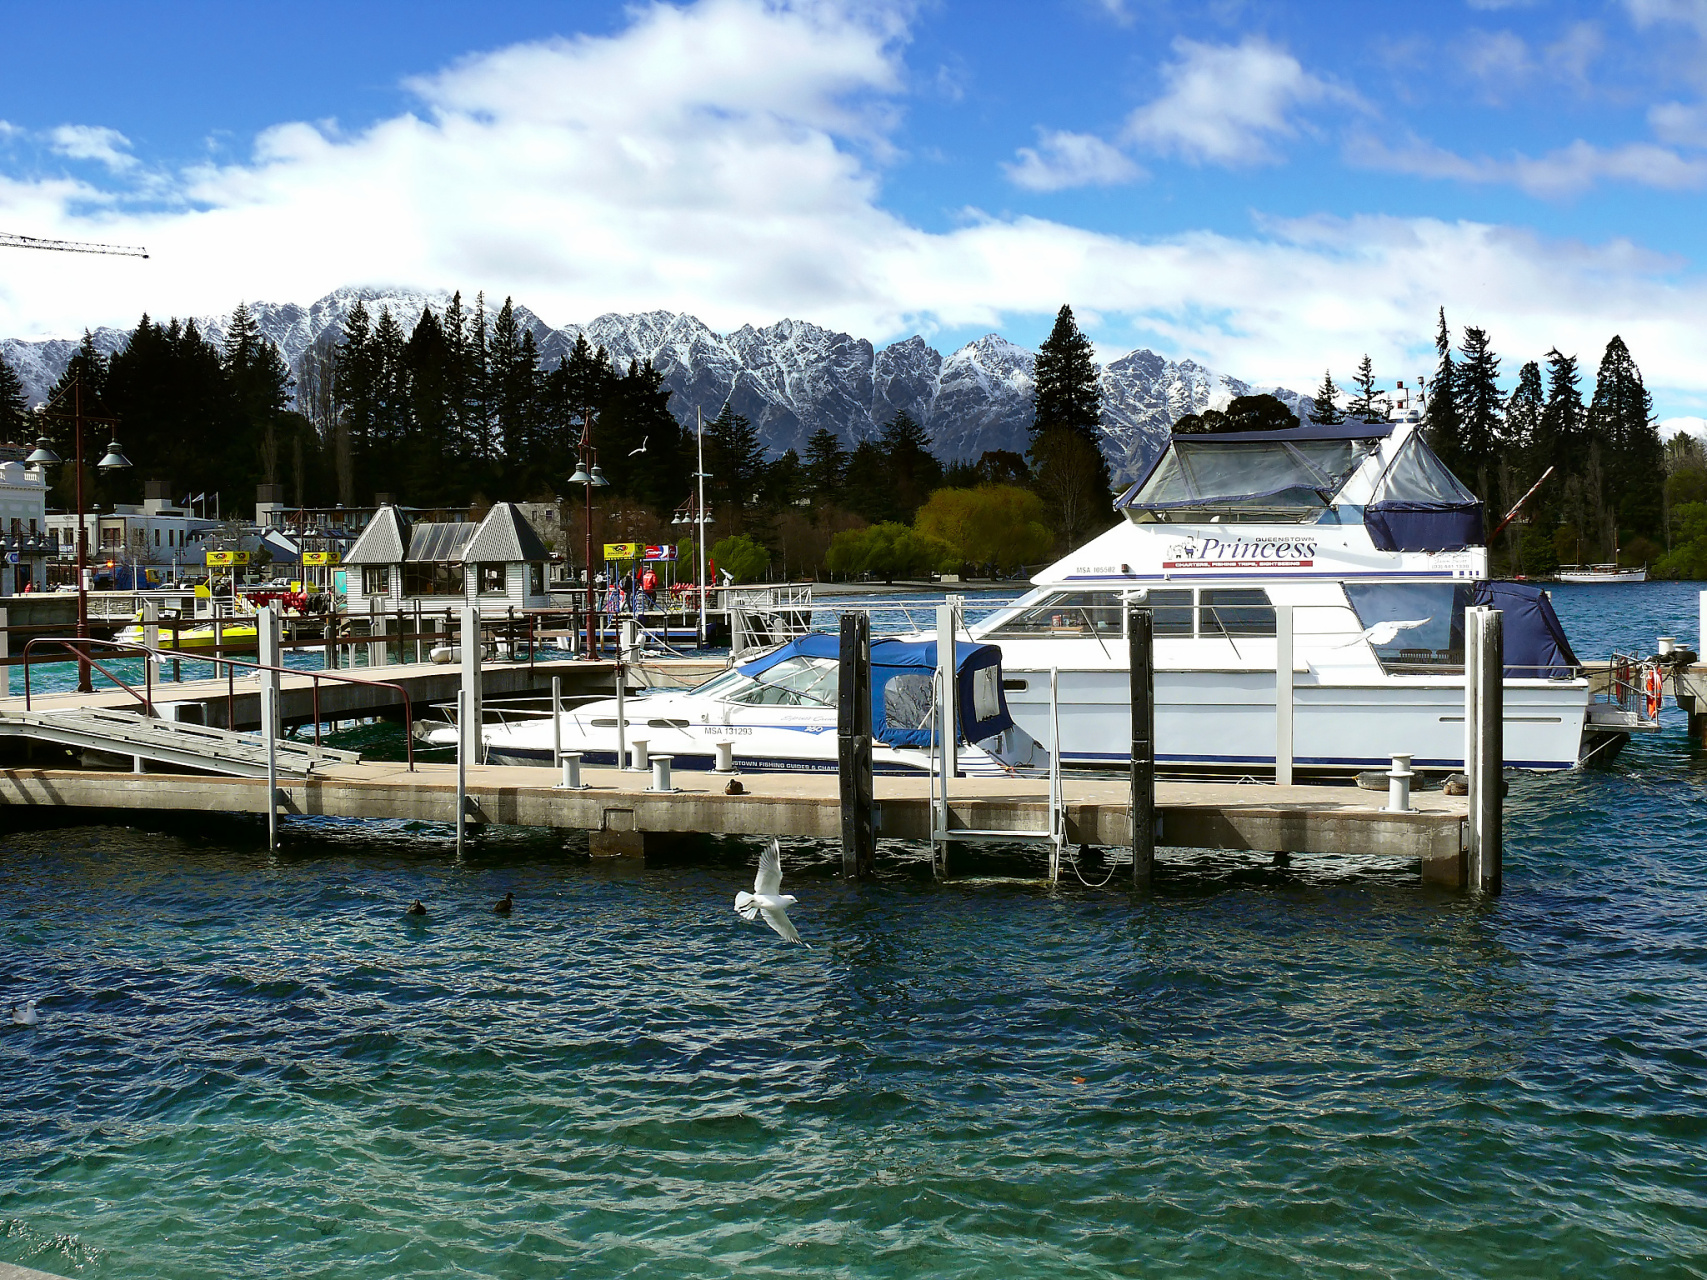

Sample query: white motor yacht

[966,408,1638,776]
[431,634,1050,775]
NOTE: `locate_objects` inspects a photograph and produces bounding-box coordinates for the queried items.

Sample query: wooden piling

[1128,605,1155,889]
[837,612,874,879]
[1469,608,1504,895]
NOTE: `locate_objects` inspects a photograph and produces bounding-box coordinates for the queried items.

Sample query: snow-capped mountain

[2,290,1311,483]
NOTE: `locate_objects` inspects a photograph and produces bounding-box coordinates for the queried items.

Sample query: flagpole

[696,406,707,649]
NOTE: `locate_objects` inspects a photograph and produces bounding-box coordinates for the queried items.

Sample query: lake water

[3,583,1707,1278]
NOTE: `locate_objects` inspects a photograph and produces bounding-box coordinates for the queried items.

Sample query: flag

[194,492,206,504]
[181,493,191,506]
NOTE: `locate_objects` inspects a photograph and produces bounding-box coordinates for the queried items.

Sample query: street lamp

[27,375,133,692]
[567,406,610,659]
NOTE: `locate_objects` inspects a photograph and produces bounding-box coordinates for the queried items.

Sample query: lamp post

[27,375,133,693]
[672,406,712,650]
[567,404,609,659]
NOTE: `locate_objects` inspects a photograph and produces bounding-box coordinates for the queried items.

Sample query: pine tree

[1424,308,1463,477]
[1588,335,1663,547]
[1342,355,1380,423]
[879,411,944,524]
[803,427,847,497]
[1032,304,1102,443]
[223,302,293,488]
[1506,361,1543,454]
[1455,326,1503,499]
[0,350,31,441]
[704,403,766,531]
[1309,370,1343,424]
[1030,304,1111,541]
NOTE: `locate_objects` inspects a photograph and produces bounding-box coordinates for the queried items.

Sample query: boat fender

[1645,666,1664,720]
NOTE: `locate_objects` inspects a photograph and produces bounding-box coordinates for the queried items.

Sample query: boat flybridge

[968,409,1634,776]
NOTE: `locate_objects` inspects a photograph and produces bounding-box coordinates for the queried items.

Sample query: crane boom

[0,231,148,258]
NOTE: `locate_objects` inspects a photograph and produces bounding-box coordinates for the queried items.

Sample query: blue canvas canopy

[1364,432,1485,552]
[1472,581,1579,679]
[737,634,1015,747]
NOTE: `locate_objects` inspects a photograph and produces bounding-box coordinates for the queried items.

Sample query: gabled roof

[462,502,550,564]
[342,505,410,565]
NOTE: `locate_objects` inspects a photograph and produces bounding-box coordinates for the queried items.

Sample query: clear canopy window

[1127,439,1374,520]
[726,655,840,707]
[1368,433,1479,505]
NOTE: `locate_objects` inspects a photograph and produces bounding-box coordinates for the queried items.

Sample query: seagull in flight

[1332,617,1432,648]
[735,838,808,945]
[628,436,648,456]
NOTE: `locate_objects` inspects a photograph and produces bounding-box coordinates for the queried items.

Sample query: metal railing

[21,636,417,769]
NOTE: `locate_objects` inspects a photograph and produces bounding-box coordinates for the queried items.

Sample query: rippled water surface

[4,584,1707,1277]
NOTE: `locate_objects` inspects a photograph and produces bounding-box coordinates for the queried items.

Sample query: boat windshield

[1122,438,1375,522]
[725,655,840,707]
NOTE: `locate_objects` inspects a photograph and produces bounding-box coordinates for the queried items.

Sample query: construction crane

[0,231,148,258]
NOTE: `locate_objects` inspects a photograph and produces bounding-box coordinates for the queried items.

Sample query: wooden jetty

[0,760,1474,887]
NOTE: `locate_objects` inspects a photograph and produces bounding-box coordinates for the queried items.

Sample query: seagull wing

[754,838,783,897]
[760,903,807,945]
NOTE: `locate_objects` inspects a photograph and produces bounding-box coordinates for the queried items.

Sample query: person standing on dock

[638,563,658,613]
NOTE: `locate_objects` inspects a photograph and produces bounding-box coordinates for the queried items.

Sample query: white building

[0,459,50,594]
[45,482,221,586]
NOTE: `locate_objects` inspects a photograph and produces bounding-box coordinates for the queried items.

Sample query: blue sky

[4,0,1707,425]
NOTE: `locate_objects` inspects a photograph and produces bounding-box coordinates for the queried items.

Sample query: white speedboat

[433,634,1049,775]
[966,408,1639,776]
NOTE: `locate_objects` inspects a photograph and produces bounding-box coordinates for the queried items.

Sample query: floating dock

[0,759,1473,887]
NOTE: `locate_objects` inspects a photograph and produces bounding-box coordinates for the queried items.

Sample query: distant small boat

[1556,564,1647,584]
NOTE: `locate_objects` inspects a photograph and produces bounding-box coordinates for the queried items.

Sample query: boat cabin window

[884,673,934,732]
[1123,438,1376,522]
[984,591,1125,638]
[1344,582,1475,673]
[1127,589,1193,637]
[1199,588,1276,638]
[727,655,840,707]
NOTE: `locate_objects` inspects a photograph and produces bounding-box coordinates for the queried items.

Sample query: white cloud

[1650,100,1707,145]
[1461,30,1533,98]
[10,0,1707,415]
[1624,0,1707,32]
[1124,38,1346,166]
[1004,129,1143,191]
[46,124,138,172]
[1351,131,1707,196]
[1660,416,1707,439]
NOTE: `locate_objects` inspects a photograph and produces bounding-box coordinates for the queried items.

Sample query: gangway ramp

[0,707,361,778]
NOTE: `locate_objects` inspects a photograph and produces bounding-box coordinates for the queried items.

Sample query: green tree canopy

[710,532,770,583]
[824,521,953,584]
[914,484,1053,574]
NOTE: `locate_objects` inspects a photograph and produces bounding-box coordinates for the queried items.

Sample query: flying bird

[735,838,808,946]
[493,891,514,914]
[11,999,38,1026]
[1331,617,1433,649]
[628,437,648,456]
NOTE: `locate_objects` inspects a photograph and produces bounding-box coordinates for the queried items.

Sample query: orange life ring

[1645,666,1664,720]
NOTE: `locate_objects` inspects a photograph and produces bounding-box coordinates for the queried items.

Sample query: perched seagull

[1331,617,1432,649]
[11,999,38,1027]
[735,838,808,946]
[493,892,514,915]
[407,900,427,916]
[628,436,648,456]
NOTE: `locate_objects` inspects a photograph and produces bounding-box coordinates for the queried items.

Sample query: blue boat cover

[738,634,1015,746]
[1471,581,1580,679]
[1365,501,1485,552]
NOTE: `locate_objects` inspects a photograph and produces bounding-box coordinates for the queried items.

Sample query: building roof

[462,502,551,564]
[409,521,476,563]
[341,505,410,565]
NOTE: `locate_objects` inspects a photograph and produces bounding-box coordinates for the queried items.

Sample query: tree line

[1315,311,1670,574]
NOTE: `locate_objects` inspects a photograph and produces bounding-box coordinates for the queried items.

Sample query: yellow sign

[302,551,341,566]
[603,542,639,560]
[206,550,249,567]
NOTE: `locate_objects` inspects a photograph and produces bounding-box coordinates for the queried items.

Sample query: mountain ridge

[1,290,1312,483]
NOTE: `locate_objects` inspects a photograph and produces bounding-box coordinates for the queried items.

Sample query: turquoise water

[3,584,1707,1278]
